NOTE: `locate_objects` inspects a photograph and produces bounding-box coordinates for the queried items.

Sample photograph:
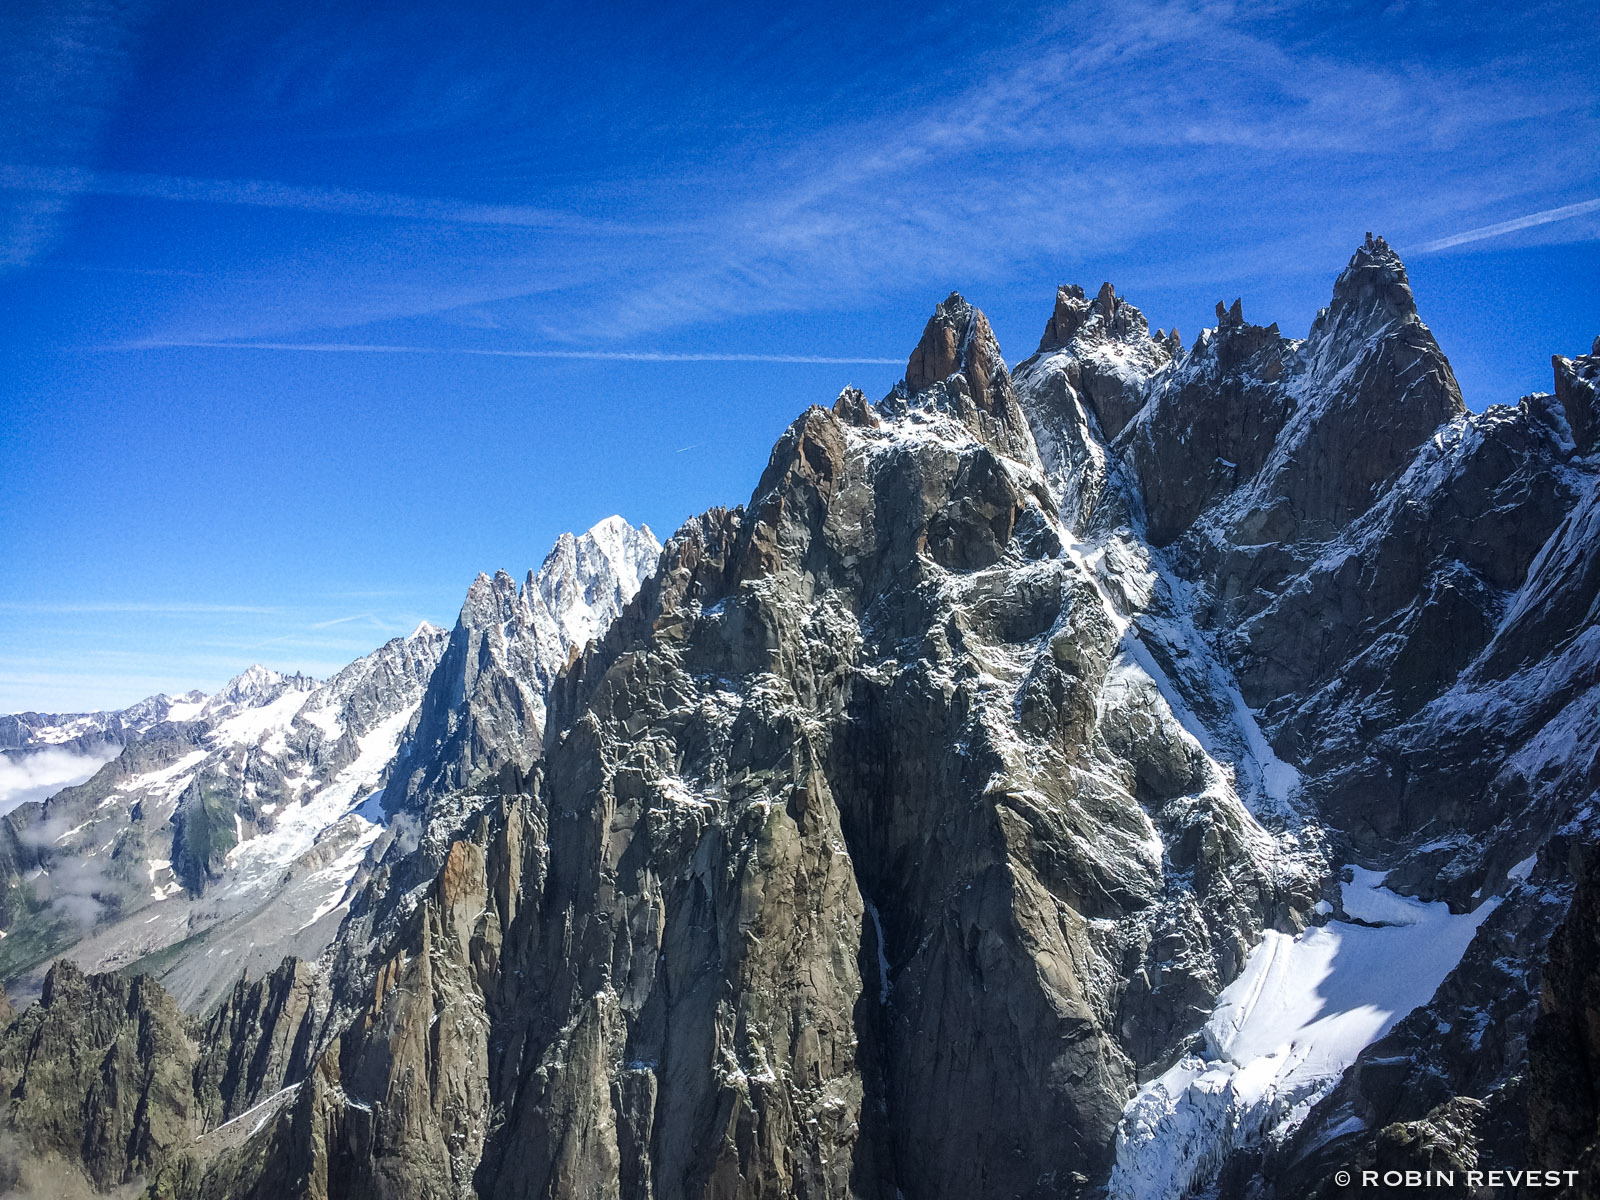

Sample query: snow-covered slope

[0,628,445,1008]
[1110,868,1498,1199]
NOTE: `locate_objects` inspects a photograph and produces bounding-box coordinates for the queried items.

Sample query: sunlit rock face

[0,245,1596,1200]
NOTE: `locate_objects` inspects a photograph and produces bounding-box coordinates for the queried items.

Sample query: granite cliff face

[0,244,1596,1200]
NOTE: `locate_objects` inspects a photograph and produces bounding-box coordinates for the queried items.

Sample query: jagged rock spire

[1215,297,1244,327]
[1317,231,1425,336]
[905,291,1006,412]
[832,384,878,428]
[1037,279,1151,356]
[902,291,1035,458]
[1554,339,1600,451]
[1039,283,1092,350]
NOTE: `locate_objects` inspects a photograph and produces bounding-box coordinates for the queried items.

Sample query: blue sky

[1,0,1596,712]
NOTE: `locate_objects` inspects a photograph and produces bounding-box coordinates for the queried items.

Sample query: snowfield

[1109,867,1498,1199]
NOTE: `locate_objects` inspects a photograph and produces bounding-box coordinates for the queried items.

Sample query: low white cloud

[0,745,121,816]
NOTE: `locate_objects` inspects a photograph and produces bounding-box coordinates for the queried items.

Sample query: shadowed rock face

[1554,342,1600,452]
[1525,841,1600,1193]
[1115,235,1465,552]
[0,957,318,1193]
[0,242,1596,1200]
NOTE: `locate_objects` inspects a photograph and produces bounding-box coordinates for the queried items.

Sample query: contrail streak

[1418,198,1600,252]
[119,340,905,365]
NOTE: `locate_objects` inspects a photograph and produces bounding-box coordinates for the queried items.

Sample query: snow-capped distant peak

[408,620,442,641]
[582,515,659,597]
[215,664,285,702]
[202,663,319,721]
[533,516,661,651]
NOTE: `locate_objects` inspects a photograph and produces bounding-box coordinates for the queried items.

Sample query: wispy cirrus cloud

[119,339,904,364]
[0,0,157,268]
[0,600,282,615]
[401,1,1598,345]
[0,164,629,232]
[16,1,1593,350]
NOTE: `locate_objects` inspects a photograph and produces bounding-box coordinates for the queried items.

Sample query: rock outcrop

[0,961,199,1190]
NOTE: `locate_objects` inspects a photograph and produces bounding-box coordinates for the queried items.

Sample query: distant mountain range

[0,515,658,1015]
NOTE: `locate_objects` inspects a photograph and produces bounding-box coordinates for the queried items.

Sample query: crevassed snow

[298,702,344,740]
[1109,869,1498,1200]
[295,819,385,931]
[222,703,415,893]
